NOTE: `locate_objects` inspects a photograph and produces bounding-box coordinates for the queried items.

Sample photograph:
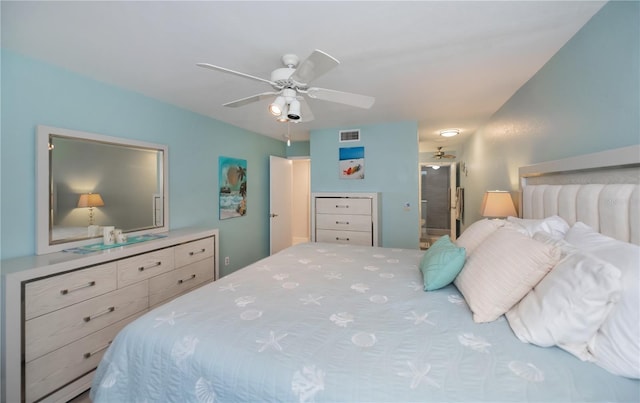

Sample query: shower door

[420,163,458,246]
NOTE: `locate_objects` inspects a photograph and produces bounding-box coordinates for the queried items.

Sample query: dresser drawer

[25,262,117,320]
[149,257,214,307]
[25,281,148,362]
[25,311,144,403]
[117,248,175,287]
[316,197,371,215]
[316,213,371,232]
[175,237,215,267]
[316,229,373,246]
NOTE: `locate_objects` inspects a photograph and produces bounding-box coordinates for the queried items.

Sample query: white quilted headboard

[519,145,640,245]
[521,184,639,245]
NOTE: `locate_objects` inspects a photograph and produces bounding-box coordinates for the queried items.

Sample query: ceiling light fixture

[269,96,286,116]
[276,104,289,122]
[440,129,460,137]
[287,98,301,121]
[271,89,302,121]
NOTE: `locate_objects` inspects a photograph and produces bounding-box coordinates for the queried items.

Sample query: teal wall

[1,50,285,276]
[460,1,640,228]
[310,122,420,249]
[286,141,310,157]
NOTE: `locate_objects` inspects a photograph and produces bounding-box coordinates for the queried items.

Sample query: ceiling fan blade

[291,49,339,85]
[223,91,280,108]
[197,63,276,86]
[306,87,375,109]
[298,97,315,122]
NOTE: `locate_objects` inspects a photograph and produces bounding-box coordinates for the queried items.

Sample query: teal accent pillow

[420,235,466,291]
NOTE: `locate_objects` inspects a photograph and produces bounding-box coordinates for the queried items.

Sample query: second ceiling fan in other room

[197,49,375,122]
[433,147,456,159]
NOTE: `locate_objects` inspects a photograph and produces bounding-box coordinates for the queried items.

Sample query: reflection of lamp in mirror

[77,193,105,225]
[480,190,516,218]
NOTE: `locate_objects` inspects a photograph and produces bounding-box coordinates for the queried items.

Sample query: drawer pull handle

[189,248,206,256]
[335,205,349,208]
[178,274,197,284]
[84,341,112,359]
[336,221,350,225]
[60,281,96,295]
[83,306,115,322]
[139,261,162,272]
[336,237,350,241]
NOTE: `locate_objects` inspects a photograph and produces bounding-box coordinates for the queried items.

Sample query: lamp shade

[77,193,105,208]
[480,191,516,218]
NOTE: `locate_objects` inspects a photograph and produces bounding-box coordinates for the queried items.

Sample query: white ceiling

[1,1,605,152]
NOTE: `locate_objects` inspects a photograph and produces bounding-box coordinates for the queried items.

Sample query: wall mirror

[36,125,169,255]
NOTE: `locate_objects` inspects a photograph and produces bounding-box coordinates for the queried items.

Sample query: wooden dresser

[2,227,219,403]
[311,192,380,246]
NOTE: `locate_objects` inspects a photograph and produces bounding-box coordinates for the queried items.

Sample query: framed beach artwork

[339,146,365,179]
[219,156,247,219]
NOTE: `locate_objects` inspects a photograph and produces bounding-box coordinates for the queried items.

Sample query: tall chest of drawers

[2,228,219,403]
[311,192,380,246]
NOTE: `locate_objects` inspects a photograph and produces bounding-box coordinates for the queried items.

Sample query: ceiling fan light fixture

[269,96,286,116]
[287,98,301,120]
[440,129,460,137]
[275,104,289,122]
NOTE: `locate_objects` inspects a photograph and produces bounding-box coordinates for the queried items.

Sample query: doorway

[291,159,311,245]
[269,157,310,255]
[420,162,457,249]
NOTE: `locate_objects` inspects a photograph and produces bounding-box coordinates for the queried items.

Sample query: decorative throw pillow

[506,251,621,360]
[454,227,561,323]
[455,218,505,257]
[506,215,570,239]
[419,235,466,291]
[565,222,640,379]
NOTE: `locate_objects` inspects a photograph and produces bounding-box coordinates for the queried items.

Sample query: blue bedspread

[91,243,639,402]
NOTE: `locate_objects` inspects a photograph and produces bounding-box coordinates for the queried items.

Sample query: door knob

[269,213,278,218]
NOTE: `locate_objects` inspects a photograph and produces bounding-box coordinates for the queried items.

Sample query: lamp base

[88,207,95,225]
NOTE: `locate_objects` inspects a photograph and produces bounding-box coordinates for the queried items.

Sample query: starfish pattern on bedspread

[398,361,440,390]
[153,311,188,327]
[256,330,288,352]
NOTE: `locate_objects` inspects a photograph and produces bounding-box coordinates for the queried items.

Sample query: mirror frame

[36,125,169,255]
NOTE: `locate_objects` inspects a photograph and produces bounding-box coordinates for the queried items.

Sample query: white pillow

[507,215,570,239]
[506,251,621,360]
[532,231,578,257]
[455,218,505,256]
[454,227,561,323]
[565,222,640,379]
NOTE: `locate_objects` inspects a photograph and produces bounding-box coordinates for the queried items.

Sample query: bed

[91,146,640,402]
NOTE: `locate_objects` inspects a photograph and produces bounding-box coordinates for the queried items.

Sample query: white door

[449,163,458,240]
[269,156,293,254]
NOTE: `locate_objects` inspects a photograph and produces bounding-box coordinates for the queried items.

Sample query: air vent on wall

[339,129,361,142]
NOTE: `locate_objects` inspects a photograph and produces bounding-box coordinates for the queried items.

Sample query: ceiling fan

[197,49,375,123]
[433,147,456,159]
